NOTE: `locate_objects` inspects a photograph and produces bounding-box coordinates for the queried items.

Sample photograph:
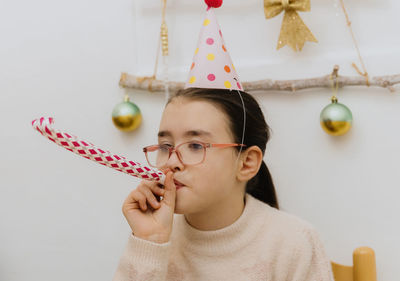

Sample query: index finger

[160,168,171,175]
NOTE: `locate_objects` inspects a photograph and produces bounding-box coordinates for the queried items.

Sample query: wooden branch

[119,69,400,93]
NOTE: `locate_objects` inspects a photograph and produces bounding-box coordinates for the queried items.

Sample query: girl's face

[158,97,243,215]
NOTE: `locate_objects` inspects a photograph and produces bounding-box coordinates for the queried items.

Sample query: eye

[187,142,204,151]
[159,143,173,152]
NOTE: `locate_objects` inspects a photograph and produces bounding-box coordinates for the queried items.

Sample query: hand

[122,169,176,244]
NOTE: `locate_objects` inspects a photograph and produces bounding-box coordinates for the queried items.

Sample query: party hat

[184,0,243,91]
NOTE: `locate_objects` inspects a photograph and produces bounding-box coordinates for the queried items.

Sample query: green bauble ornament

[112,95,142,132]
[320,96,353,136]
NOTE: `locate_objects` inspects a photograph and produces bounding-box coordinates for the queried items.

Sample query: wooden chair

[331,246,377,281]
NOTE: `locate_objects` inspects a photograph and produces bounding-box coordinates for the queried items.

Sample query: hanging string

[160,0,170,101]
[329,73,339,103]
[153,31,161,83]
[338,0,370,86]
[135,32,160,92]
[136,0,169,94]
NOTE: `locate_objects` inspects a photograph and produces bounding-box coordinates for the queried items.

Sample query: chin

[173,197,196,215]
[174,209,185,215]
[173,201,187,214]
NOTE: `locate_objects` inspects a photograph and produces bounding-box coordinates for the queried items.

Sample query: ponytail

[246,161,279,209]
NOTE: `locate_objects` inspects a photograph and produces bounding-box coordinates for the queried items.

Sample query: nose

[165,149,184,172]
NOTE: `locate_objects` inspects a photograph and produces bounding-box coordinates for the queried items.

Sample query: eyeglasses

[143,141,246,168]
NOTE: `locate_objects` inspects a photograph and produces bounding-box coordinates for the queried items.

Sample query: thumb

[162,171,176,210]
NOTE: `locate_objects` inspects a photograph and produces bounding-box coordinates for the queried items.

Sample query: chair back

[331,246,377,281]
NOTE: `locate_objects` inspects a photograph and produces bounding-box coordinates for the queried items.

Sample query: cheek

[192,151,236,192]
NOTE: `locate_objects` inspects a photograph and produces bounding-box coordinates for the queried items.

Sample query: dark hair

[167,87,279,209]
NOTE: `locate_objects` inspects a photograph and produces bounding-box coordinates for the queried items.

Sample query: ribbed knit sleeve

[286,226,334,281]
[112,234,171,281]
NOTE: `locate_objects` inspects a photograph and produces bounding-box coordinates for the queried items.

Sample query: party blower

[31,117,166,184]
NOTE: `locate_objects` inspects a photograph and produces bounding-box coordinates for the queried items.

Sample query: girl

[112,87,334,281]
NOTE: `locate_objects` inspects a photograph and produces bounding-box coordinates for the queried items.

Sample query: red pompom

[205,0,223,8]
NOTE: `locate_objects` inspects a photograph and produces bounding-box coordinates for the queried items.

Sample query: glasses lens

[146,145,170,168]
[179,142,205,165]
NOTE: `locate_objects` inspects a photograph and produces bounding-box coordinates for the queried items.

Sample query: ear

[236,145,263,182]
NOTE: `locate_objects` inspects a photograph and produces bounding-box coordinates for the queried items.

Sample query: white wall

[1,0,399,280]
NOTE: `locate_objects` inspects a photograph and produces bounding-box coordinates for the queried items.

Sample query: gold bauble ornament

[320,96,353,136]
[112,95,142,132]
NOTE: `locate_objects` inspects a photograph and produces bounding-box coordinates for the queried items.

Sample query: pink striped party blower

[32,117,166,184]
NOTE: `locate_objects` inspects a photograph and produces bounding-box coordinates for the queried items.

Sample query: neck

[184,190,246,231]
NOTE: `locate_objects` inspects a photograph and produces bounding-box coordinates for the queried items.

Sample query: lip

[173,179,185,190]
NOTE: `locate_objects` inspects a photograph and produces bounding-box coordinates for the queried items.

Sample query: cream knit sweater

[113,193,334,281]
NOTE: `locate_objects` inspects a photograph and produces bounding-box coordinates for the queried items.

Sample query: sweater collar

[174,193,271,256]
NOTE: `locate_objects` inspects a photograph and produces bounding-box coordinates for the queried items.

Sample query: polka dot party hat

[184,0,243,91]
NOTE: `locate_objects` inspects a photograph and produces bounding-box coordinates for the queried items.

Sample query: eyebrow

[158,130,213,139]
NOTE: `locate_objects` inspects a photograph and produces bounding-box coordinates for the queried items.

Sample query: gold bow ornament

[264,0,318,51]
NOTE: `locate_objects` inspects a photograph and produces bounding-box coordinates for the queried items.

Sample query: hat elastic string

[234,89,246,167]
